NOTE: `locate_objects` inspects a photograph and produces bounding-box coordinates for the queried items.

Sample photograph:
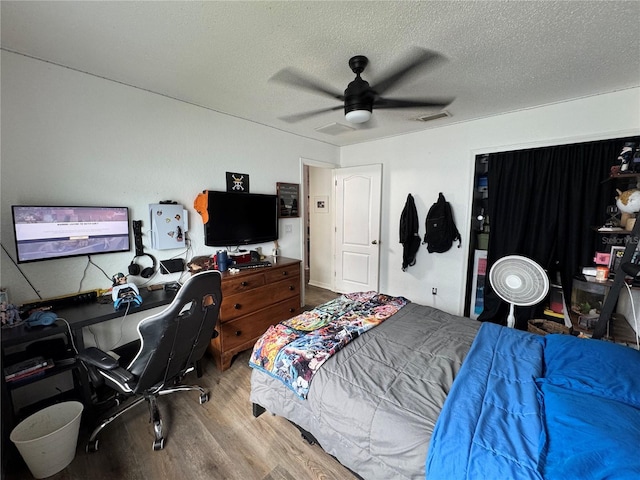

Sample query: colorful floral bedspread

[249,291,409,399]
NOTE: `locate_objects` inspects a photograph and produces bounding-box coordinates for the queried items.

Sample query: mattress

[250,302,481,480]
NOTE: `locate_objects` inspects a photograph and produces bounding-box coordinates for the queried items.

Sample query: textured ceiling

[2,1,639,147]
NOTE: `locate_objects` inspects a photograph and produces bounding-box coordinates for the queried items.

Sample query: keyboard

[234,261,272,270]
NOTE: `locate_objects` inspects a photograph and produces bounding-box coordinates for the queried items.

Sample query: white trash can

[10,401,84,479]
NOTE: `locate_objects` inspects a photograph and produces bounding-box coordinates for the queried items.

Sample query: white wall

[0,51,339,335]
[2,49,639,327]
[341,88,640,315]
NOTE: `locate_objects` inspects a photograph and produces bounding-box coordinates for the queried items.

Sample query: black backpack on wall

[423,193,461,253]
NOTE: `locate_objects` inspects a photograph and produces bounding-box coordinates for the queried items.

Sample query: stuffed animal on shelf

[1,302,21,326]
[616,189,640,214]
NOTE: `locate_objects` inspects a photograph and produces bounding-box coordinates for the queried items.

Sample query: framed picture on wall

[277,182,299,218]
[313,195,329,213]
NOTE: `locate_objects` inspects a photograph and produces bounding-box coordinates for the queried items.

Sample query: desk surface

[1,288,176,348]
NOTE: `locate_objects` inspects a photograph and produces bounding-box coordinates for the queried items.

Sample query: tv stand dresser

[209,256,301,371]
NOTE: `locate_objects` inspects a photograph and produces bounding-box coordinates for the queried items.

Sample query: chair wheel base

[86,440,99,453]
[199,392,209,404]
[153,437,165,451]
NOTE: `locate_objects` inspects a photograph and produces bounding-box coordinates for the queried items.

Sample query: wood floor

[4,286,351,480]
[303,284,341,310]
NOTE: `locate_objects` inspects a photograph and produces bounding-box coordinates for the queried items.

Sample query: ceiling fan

[270,48,454,125]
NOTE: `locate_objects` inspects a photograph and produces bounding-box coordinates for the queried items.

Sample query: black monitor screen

[204,191,278,247]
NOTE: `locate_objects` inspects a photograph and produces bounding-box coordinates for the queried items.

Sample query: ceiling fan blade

[278,105,343,123]
[270,68,344,101]
[374,96,454,109]
[371,48,447,95]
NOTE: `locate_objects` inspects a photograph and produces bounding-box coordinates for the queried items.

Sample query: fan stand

[507,303,516,329]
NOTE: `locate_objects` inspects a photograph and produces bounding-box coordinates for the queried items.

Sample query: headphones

[128,254,157,279]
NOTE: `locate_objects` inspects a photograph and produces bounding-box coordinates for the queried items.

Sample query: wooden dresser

[209,257,301,371]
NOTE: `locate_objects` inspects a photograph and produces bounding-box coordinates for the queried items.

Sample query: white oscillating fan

[489,255,549,328]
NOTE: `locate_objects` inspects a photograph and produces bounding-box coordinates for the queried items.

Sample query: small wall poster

[226,172,250,193]
[277,182,299,218]
[313,195,329,213]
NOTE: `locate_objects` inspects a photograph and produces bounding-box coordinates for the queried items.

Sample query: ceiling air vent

[314,122,356,135]
[415,111,450,122]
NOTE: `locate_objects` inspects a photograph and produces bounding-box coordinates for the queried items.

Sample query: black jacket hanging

[400,193,421,271]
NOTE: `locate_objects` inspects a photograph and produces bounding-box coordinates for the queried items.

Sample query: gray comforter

[250,302,481,480]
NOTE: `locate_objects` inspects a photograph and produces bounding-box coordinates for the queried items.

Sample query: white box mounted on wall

[149,203,188,250]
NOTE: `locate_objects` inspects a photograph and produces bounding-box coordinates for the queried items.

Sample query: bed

[249,292,640,480]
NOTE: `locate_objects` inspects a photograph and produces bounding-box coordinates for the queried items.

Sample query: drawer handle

[241,281,248,287]
[282,271,288,276]
[289,308,295,313]
[235,330,242,336]
[289,285,295,291]
[234,303,241,309]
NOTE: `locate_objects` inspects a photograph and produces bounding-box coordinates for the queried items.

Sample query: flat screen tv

[204,191,278,247]
[12,205,131,263]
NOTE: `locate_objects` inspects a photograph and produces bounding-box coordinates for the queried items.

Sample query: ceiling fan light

[345,109,372,124]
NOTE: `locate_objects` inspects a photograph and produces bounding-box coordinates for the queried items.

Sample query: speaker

[128,254,157,278]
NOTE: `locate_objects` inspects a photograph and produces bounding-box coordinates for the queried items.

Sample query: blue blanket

[426,322,545,480]
[426,323,640,480]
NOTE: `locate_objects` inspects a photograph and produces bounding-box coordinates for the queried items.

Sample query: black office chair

[77,270,222,452]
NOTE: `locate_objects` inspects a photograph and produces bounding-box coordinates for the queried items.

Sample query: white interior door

[334,164,382,293]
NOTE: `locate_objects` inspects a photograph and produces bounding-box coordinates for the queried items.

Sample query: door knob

[371,240,378,245]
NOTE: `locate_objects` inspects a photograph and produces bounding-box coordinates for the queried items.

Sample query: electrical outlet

[285,224,293,234]
[432,287,437,295]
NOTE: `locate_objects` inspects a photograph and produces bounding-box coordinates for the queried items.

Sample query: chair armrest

[77,347,119,370]
[103,367,136,386]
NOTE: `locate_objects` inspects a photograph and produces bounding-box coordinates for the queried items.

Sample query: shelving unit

[464,154,489,317]
[593,173,640,339]
[2,335,79,419]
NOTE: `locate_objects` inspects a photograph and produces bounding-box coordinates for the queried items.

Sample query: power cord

[0,242,42,299]
[106,301,131,351]
[78,255,113,292]
[87,301,131,351]
[57,317,79,355]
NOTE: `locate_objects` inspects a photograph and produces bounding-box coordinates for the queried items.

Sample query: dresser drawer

[209,257,301,371]
[264,263,300,284]
[222,273,266,295]
[219,296,301,351]
[220,275,300,322]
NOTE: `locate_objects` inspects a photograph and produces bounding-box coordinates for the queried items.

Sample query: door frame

[299,157,339,305]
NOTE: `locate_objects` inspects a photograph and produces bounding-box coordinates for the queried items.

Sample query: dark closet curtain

[479,136,640,329]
